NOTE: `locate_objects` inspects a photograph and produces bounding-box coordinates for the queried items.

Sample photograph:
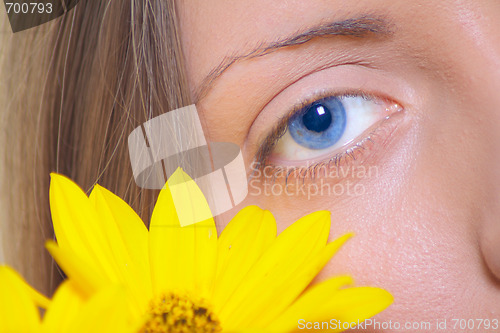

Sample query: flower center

[141,292,222,333]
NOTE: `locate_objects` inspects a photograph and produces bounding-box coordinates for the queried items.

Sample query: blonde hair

[0,1,191,295]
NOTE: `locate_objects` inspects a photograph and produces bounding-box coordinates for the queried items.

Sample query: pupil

[302,103,332,133]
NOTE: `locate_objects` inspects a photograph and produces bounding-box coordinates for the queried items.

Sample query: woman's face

[178,0,500,330]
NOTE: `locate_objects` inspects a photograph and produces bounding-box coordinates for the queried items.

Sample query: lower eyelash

[256,138,373,186]
[250,110,404,186]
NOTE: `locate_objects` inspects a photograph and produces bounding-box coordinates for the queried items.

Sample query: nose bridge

[458,4,500,103]
[476,12,500,184]
[471,9,500,279]
[466,7,500,210]
[475,21,500,102]
[441,2,500,280]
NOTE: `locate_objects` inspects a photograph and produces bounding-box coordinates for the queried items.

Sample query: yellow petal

[212,206,276,312]
[49,174,121,283]
[45,241,105,296]
[149,185,176,293]
[192,217,218,300]
[67,286,133,333]
[89,184,149,273]
[168,168,213,227]
[250,233,354,328]
[0,266,41,332]
[90,185,152,310]
[0,265,50,309]
[220,211,331,330]
[149,168,217,295]
[322,287,394,326]
[42,281,84,333]
[267,275,353,332]
[270,285,393,332]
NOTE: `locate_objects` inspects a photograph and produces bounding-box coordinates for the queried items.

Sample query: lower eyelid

[260,107,406,184]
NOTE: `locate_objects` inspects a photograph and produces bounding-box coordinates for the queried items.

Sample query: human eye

[254,91,403,173]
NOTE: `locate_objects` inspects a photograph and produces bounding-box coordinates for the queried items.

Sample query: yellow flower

[46,169,393,332]
[0,265,131,332]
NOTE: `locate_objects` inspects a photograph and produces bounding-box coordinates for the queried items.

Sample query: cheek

[318,98,499,323]
[317,192,481,321]
[226,105,499,324]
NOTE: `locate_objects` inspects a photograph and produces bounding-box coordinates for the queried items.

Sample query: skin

[178,0,500,331]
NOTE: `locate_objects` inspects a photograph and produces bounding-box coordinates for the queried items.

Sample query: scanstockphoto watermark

[298,319,433,331]
[298,318,500,331]
[248,162,379,199]
[4,0,81,33]
[250,162,380,181]
[250,177,367,199]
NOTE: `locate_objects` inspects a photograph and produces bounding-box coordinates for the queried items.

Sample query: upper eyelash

[253,89,376,167]
[251,113,396,186]
[249,90,404,185]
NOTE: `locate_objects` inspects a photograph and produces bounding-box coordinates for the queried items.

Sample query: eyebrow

[193,15,392,102]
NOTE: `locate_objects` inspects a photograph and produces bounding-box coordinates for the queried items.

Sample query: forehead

[177,0,436,93]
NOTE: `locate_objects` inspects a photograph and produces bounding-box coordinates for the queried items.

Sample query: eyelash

[251,90,403,184]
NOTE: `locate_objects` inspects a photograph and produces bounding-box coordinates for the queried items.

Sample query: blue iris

[289,96,347,150]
